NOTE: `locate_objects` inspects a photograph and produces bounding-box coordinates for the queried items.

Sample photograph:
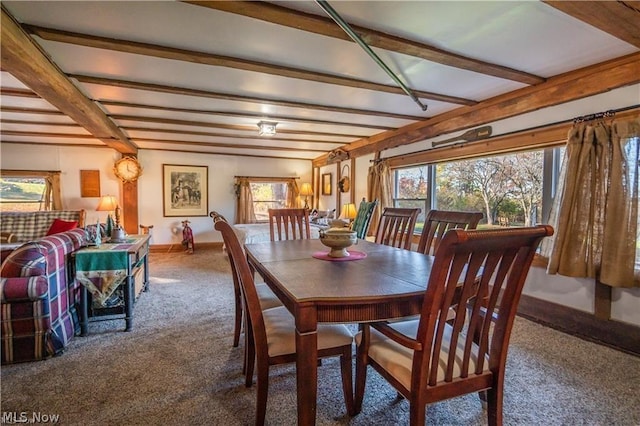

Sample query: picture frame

[163,164,208,217]
[322,173,332,195]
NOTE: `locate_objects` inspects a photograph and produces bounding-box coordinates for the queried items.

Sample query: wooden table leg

[296,309,318,425]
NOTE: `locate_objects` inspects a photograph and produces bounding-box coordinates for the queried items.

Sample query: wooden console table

[74,234,150,335]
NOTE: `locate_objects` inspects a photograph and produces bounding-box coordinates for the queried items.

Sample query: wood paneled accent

[122,180,138,236]
[517,293,640,356]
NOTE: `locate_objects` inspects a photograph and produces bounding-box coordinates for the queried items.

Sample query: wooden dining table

[244,238,435,425]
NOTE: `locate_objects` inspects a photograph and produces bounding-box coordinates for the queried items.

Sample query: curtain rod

[370,104,640,163]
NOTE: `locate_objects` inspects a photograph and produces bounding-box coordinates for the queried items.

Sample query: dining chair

[374,207,420,250]
[350,198,379,239]
[210,211,281,348]
[214,218,355,425]
[354,225,553,426]
[416,209,483,255]
[268,208,311,241]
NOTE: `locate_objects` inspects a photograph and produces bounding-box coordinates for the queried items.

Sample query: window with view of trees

[251,182,289,221]
[394,147,565,232]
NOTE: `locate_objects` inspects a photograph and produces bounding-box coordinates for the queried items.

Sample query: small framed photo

[322,173,332,195]
[163,164,208,217]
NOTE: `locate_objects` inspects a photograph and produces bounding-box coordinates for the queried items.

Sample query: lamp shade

[299,182,313,196]
[96,195,118,211]
[339,203,357,220]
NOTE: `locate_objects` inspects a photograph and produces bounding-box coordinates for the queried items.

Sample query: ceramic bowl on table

[319,228,357,258]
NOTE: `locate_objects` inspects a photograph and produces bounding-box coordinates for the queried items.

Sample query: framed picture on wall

[322,173,332,195]
[163,164,208,217]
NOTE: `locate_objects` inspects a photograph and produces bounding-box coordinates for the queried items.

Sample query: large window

[250,182,289,221]
[0,176,47,212]
[393,147,564,232]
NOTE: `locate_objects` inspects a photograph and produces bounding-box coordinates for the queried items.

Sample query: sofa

[0,210,85,263]
[0,228,86,364]
[0,209,86,243]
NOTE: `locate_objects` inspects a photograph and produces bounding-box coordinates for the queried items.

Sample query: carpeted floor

[1,248,639,425]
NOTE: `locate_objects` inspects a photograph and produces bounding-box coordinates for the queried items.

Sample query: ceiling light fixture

[257,121,277,136]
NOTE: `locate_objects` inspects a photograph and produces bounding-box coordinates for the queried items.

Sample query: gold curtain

[367,160,392,235]
[286,179,300,208]
[546,117,640,288]
[235,178,256,224]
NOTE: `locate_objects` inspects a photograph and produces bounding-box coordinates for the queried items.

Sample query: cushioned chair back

[351,198,378,239]
[374,207,420,250]
[268,208,311,241]
[416,210,483,255]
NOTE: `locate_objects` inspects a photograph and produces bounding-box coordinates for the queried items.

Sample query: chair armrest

[371,321,423,351]
[0,276,49,303]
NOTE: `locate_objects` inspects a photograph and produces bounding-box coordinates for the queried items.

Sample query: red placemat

[312,250,367,261]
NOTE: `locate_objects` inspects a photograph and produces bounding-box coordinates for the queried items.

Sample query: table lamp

[331,202,357,228]
[96,195,118,237]
[299,182,313,210]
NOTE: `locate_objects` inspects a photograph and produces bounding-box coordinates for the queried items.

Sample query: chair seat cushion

[359,319,489,390]
[256,282,282,310]
[263,306,353,357]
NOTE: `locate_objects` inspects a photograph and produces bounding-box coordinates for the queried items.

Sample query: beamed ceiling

[1,1,639,164]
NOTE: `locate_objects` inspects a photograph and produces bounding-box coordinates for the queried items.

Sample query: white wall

[1,144,311,246]
[137,150,311,246]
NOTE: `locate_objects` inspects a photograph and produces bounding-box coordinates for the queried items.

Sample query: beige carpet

[1,248,639,425]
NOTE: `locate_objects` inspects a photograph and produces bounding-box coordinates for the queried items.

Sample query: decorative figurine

[182,220,194,254]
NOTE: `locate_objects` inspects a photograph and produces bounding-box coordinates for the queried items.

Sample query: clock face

[114,157,142,182]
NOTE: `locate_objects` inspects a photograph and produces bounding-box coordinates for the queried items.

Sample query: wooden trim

[0,8,137,154]
[187,1,543,85]
[544,1,640,49]
[517,294,640,356]
[132,137,329,153]
[26,24,475,106]
[594,280,612,320]
[123,126,346,145]
[71,74,423,121]
[122,180,138,236]
[313,52,640,166]
[112,114,367,138]
[100,100,395,131]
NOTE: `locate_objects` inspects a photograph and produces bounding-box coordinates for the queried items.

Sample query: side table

[74,234,150,335]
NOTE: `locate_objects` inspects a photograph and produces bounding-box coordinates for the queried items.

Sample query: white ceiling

[1,1,639,161]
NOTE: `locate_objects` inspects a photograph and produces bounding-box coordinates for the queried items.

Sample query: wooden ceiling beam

[71,74,422,121]
[0,8,137,154]
[98,100,396,131]
[110,114,365,138]
[313,52,640,166]
[186,0,544,85]
[132,137,329,153]
[544,1,640,48]
[123,126,345,145]
[26,25,475,106]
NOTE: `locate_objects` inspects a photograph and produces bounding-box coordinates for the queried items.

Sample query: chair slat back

[214,218,270,359]
[351,198,379,239]
[416,210,483,255]
[374,207,420,250]
[416,225,553,386]
[268,208,311,241]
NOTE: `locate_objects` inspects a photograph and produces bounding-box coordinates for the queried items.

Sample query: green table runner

[75,241,136,306]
